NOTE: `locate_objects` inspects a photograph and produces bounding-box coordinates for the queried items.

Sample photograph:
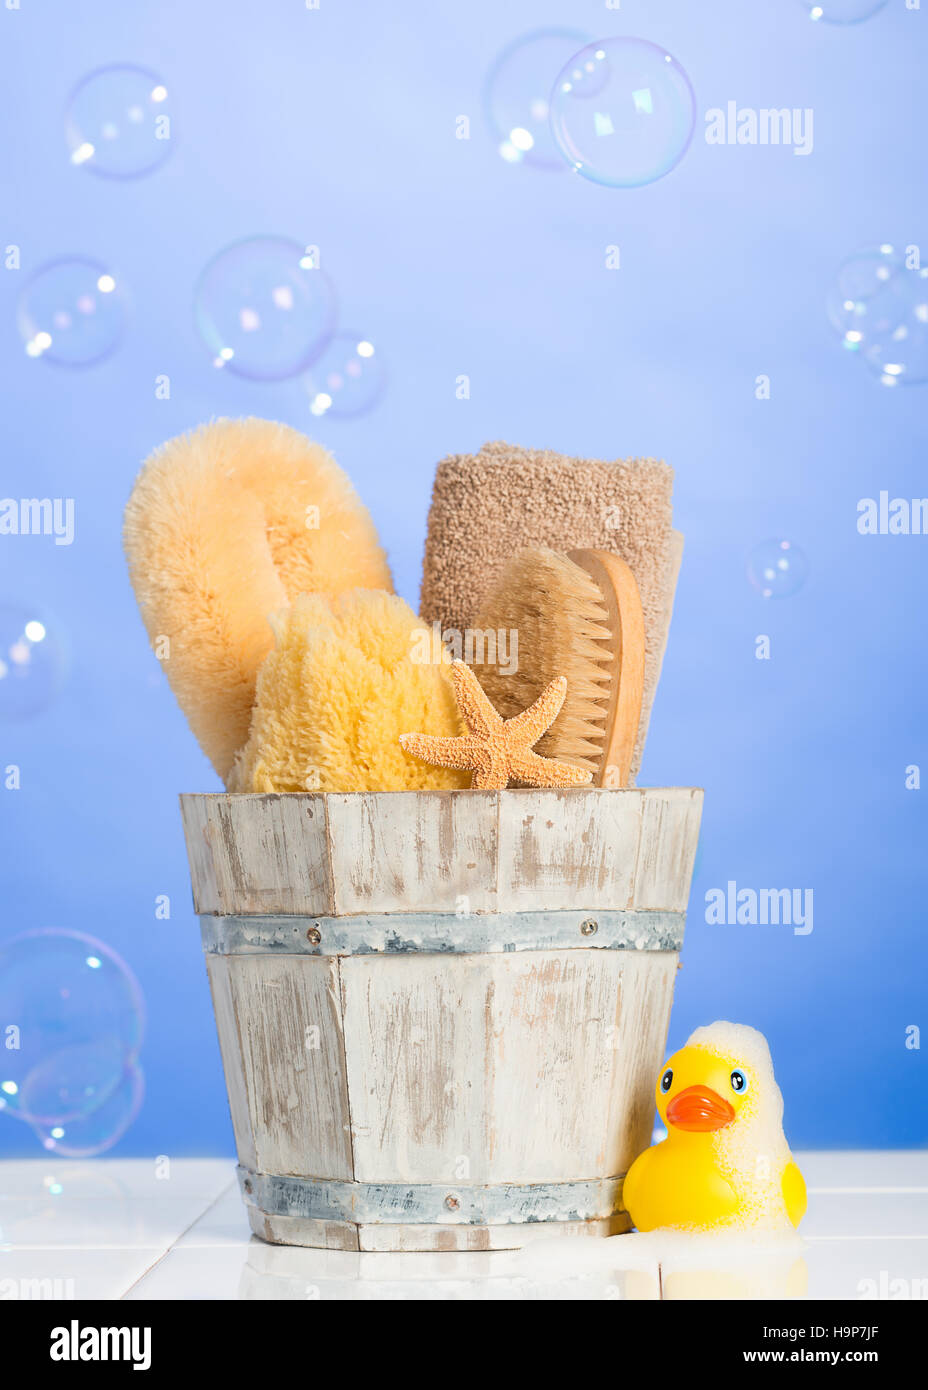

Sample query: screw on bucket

[580,918,598,936]
[306,925,322,945]
[243,1178,253,1194]
[444,1193,461,1212]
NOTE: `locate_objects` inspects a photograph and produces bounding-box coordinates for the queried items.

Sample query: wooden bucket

[180,787,702,1252]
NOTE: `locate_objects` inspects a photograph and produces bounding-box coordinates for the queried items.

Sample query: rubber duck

[622,1021,806,1233]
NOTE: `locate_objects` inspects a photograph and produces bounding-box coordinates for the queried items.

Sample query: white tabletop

[0,1152,925,1300]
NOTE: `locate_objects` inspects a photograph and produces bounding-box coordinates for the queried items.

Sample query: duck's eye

[730,1068,749,1093]
[660,1068,673,1093]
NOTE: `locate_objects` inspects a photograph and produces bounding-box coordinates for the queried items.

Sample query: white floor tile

[804,1239,928,1301]
[0,1246,165,1301]
[174,1184,249,1247]
[658,1236,928,1301]
[803,1193,928,1240]
[125,1240,660,1301]
[660,1247,808,1300]
[124,1246,246,1300]
[0,1158,235,1202]
[799,1151,928,1193]
[1,1157,926,1299]
[0,1195,217,1250]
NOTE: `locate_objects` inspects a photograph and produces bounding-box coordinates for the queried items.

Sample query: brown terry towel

[419,441,679,783]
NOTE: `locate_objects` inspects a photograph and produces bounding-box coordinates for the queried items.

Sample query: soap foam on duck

[686,1020,793,1233]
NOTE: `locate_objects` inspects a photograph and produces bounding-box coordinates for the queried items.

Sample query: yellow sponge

[123,418,392,782]
[229,590,470,793]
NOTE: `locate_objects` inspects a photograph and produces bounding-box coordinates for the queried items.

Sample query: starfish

[400,661,593,791]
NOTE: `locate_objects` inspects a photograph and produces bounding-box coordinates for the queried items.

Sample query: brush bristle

[471,548,616,772]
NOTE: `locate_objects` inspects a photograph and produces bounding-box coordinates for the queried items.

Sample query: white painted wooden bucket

[180,787,703,1252]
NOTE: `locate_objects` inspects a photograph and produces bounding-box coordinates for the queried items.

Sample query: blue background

[1,0,925,1157]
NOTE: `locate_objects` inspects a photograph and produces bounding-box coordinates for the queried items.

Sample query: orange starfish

[400,661,593,791]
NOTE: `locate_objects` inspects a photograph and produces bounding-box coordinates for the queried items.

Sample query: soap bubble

[306,334,386,418]
[65,64,172,178]
[32,1064,145,1157]
[0,930,144,1131]
[485,28,591,169]
[827,244,907,352]
[194,237,336,380]
[549,38,696,188]
[748,540,808,599]
[800,0,888,22]
[863,268,928,387]
[0,605,67,719]
[18,258,127,366]
[16,1040,131,1126]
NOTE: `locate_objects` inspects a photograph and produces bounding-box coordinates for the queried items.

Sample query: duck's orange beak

[666,1085,735,1132]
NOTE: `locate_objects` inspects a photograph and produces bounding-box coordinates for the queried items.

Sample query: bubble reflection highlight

[306,334,386,418]
[550,38,696,187]
[0,604,67,719]
[66,64,173,179]
[485,29,591,170]
[0,930,144,1156]
[748,540,808,600]
[18,258,126,367]
[194,237,336,381]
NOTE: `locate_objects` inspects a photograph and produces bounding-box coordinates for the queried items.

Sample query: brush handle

[568,549,645,789]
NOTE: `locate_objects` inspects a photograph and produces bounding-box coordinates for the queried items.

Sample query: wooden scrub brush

[469,547,645,787]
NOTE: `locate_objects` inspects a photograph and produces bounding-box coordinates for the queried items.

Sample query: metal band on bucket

[200,908,683,957]
[237,1167,624,1226]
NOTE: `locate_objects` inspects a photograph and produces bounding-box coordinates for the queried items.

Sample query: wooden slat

[597,951,678,1175]
[183,788,702,917]
[356,1214,631,1252]
[340,953,492,1183]
[246,1208,360,1252]
[488,948,629,1181]
[497,788,642,911]
[180,795,221,914]
[632,788,704,911]
[339,948,679,1188]
[204,955,257,1171]
[227,954,353,1179]
[325,791,499,915]
[483,950,670,1183]
[180,793,333,915]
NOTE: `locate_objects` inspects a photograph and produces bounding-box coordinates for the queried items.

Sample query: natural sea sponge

[229,590,470,793]
[123,418,392,782]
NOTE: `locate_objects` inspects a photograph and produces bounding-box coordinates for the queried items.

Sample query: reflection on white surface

[644,1235,808,1300]
[0,1157,925,1300]
[236,1242,659,1301]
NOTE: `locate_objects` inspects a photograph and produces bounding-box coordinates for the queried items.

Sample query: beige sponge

[419,441,677,782]
[124,418,392,782]
[229,590,470,793]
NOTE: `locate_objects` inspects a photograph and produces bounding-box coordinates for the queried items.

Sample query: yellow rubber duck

[622,1021,807,1233]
